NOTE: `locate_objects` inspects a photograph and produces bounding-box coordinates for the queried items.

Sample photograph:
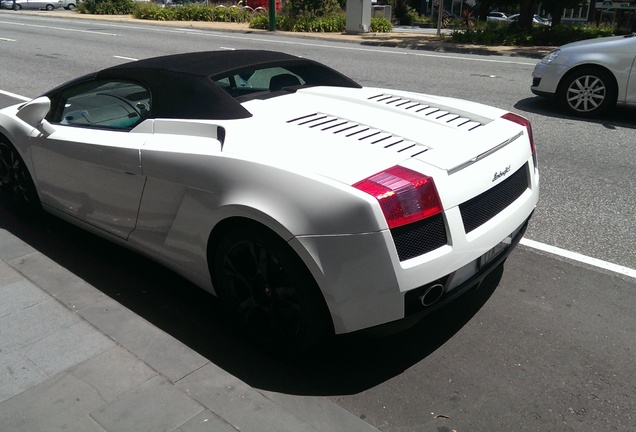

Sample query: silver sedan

[0,0,62,9]
[531,34,636,117]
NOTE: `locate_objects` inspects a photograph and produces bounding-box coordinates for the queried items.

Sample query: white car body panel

[29,126,146,238]
[0,51,539,337]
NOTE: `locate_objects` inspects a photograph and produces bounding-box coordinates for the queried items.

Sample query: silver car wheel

[566,75,606,113]
[559,67,617,117]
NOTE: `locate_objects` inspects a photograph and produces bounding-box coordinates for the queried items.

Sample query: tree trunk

[550,4,563,26]
[517,0,537,29]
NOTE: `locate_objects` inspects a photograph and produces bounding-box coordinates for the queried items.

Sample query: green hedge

[450,21,625,46]
[131,3,253,22]
[77,0,392,32]
[77,0,135,14]
[249,13,391,32]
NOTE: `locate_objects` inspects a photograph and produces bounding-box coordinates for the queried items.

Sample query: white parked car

[0,51,539,350]
[486,11,509,22]
[506,13,551,25]
[0,0,61,9]
[531,34,636,117]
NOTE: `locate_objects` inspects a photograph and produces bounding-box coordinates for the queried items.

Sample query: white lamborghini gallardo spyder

[0,50,539,350]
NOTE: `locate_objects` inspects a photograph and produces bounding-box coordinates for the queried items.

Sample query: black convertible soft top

[45,50,360,121]
[107,50,303,77]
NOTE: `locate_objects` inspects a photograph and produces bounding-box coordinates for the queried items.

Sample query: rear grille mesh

[460,164,529,233]
[367,93,485,131]
[391,213,447,261]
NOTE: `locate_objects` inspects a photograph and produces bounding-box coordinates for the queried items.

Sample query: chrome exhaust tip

[419,283,445,307]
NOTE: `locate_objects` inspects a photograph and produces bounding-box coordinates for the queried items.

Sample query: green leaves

[450,22,623,46]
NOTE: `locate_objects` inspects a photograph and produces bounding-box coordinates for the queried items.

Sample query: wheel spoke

[218,236,304,342]
[566,74,607,113]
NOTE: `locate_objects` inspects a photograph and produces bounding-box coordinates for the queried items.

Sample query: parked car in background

[507,13,551,25]
[60,0,78,9]
[0,0,61,9]
[531,34,636,116]
[487,11,509,22]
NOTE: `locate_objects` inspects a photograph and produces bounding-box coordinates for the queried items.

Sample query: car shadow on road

[515,97,636,129]
[0,202,501,396]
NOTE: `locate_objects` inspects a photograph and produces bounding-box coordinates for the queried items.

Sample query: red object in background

[246,0,281,10]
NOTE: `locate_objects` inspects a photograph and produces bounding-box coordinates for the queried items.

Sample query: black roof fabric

[46,51,360,121]
[107,50,302,77]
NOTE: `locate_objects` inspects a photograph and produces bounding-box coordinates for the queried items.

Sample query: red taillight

[502,112,537,167]
[353,166,442,229]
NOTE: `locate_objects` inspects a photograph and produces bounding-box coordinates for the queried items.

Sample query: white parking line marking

[520,238,636,279]
[0,37,16,42]
[0,20,120,37]
[0,90,30,101]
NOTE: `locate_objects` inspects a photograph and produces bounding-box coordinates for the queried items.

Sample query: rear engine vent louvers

[368,94,484,132]
[287,113,430,158]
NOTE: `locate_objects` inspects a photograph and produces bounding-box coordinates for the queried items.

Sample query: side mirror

[16,96,51,128]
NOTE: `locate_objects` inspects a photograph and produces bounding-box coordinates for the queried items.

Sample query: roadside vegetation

[449,20,625,46]
[77,0,393,32]
[77,0,628,43]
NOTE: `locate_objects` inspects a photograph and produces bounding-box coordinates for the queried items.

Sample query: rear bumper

[362,214,530,336]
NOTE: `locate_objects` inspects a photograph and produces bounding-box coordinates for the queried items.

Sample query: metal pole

[268,0,276,31]
[437,0,443,36]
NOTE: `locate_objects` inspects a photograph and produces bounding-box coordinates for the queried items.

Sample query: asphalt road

[1,11,635,432]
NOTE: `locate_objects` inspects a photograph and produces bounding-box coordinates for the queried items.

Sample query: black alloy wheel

[212,225,330,353]
[0,139,40,211]
[559,67,617,117]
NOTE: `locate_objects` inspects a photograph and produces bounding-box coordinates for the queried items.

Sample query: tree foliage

[285,0,342,16]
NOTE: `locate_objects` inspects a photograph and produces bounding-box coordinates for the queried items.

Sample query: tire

[211,224,331,353]
[0,139,40,212]
[14,4,22,9]
[558,67,617,117]
[45,3,54,9]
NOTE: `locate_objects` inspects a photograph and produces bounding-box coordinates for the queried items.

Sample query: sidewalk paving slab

[0,227,379,432]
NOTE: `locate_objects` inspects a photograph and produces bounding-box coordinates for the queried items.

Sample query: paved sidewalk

[0,226,379,432]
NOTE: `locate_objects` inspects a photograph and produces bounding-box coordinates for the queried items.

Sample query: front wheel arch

[557,65,618,117]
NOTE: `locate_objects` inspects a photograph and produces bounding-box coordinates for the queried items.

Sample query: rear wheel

[0,139,39,212]
[211,225,331,353]
[13,3,22,9]
[558,67,617,117]
[45,3,54,9]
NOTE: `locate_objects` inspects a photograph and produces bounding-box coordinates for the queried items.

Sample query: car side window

[214,67,305,98]
[52,80,151,131]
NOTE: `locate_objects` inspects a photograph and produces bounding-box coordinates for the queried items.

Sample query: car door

[26,0,45,8]
[29,79,151,239]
